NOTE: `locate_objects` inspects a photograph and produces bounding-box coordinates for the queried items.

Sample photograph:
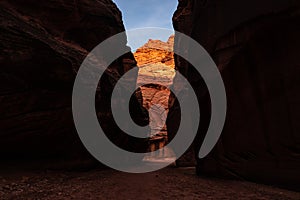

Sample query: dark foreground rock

[171,0,300,189]
[0,0,147,169]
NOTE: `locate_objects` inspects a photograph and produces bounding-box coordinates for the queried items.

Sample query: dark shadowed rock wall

[171,0,300,188]
[0,0,147,169]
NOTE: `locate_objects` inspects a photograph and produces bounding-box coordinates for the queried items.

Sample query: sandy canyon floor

[0,167,299,200]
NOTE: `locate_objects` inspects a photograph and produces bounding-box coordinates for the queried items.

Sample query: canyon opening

[114,0,183,164]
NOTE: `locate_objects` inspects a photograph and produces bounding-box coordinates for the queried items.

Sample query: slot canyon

[0,0,299,199]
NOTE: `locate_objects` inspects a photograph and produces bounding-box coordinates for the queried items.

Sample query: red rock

[134,35,175,68]
[135,37,175,138]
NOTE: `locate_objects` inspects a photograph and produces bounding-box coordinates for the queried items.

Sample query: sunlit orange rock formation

[134,35,175,68]
[134,36,175,138]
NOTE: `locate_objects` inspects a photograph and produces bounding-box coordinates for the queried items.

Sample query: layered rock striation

[134,36,175,137]
[134,35,175,68]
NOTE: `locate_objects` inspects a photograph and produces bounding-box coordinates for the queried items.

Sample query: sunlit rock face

[134,35,197,166]
[172,0,300,188]
[134,36,175,137]
[134,35,175,67]
[0,0,147,168]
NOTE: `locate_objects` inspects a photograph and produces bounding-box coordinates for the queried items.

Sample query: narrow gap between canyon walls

[112,0,186,165]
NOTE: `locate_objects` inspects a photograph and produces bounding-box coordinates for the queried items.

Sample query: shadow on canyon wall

[170,0,300,190]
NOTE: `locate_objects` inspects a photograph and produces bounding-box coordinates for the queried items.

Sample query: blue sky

[113,0,178,50]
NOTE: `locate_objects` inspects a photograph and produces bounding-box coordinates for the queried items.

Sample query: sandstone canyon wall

[134,37,175,161]
[134,36,175,67]
[0,0,147,169]
[171,0,300,188]
[134,36,175,134]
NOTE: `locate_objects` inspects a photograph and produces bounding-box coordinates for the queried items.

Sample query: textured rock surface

[171,0,300,188]
[0,0,147,168]
[134,35,175,67]
[135,37,175,136]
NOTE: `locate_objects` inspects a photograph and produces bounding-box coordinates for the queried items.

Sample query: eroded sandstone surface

[134,35,174,67]
[134,36,175,137]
